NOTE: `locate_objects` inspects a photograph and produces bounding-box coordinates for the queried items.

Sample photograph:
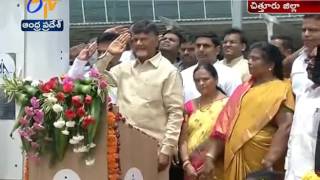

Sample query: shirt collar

[223,55,244,66]
[133,52,162,68]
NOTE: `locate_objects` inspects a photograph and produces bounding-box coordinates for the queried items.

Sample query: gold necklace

[198,99,215,112]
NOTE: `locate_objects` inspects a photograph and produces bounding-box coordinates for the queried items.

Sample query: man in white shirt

[219,28,250,82]
[291,15,320,98]
[69,20,184,180]
[181,33,242,102]
[285,46,320,180]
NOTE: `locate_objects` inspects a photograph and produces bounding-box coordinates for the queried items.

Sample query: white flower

[66,121,76,128]
[24,76,32,81]
[73,148,80,153]
[69,139,79,145]
[73,135,84,142]
[52,104,63,113]
[43,93,53,97]
[53,120,65,129]
[78,145,89,153]
[31,80,40,87]
[61,129,70,135]
[47,96,57,103]
[88,143,96,149]
[85,158,95,166]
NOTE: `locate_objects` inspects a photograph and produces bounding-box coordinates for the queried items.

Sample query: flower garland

[23,156,29,180]
[107,107,122,180]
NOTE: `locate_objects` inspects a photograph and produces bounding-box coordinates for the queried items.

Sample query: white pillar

[0,0,69,179]
[231,0,242,29]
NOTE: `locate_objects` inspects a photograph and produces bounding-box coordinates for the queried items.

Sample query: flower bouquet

[2,69,109,166]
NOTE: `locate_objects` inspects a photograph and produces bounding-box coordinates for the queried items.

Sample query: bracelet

[182,160,191,170]
[182,158,189,163]
[205,153,216,161]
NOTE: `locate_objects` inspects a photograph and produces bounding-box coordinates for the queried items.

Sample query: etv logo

[26,0,59,19]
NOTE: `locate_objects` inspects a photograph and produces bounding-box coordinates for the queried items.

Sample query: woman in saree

[179,63,228,180]
[201,42,295,180]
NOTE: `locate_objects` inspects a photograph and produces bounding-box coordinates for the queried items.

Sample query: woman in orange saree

[200,42,295,180]
[179,64,227,180]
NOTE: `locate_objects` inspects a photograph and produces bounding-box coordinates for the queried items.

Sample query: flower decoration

[2,71,109,166]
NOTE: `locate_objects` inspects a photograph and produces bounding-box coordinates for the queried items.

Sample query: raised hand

[104,33,131,57]
[104,25,129,34]
[77,42,97,61]
[158,34,165,42]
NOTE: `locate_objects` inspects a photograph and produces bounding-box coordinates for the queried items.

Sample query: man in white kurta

[285,46,320,180]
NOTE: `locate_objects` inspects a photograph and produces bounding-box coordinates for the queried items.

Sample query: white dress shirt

[285,85,320,180]
[181,62,242,102]
[291,51,313,99]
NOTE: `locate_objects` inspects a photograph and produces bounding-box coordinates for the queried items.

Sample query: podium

[28,120,160,180]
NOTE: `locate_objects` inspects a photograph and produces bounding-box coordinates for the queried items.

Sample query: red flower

[40,83,51,93]
[84,95,92,105]
[64,109,76,120]
[76,106,86,117]
[99,80,108,89]
[48,77,58,89]
[56,92,65,102]
[63,81,74,93]
[39,77,59,93]
[82,115,95,129]
[72,95,83,107]
[39,77,58,93]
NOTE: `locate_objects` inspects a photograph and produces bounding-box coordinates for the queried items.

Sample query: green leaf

[53,128,68,161]
[10,103,27,138]
[87,97,104,144]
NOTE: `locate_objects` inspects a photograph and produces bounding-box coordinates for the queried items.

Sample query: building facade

[70,0,303,48]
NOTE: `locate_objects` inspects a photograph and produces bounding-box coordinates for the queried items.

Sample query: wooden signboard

[28,120,160,180]
[28,118,108,180]
[119,122,159,180]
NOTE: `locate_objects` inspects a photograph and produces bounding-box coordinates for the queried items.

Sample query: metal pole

[177,0,181,20]
[203,0,207,19]
[152,0,156,21]
[104,0,108,22]
[231,0,242,29]
[81,0,86,23]
[128,0,132,22]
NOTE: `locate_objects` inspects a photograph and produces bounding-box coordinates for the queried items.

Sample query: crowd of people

[67,14,320,180]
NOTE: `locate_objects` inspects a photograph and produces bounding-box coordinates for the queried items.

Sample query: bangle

[206,153,216,160]
[182,158,189,163]
[182,160,191,170]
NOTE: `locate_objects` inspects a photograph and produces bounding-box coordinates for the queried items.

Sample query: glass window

[130,1,153,21]
[180,1,204,19]
[106,0,130,22]
[154,0,178,20]
[70,0,84,23]
[205,1,231,18]
[0,90,15,120]
[84,0,106,22]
